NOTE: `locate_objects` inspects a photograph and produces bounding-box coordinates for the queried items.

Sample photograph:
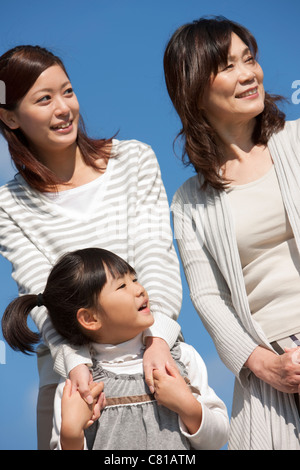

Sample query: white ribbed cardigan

[171,119,300,450]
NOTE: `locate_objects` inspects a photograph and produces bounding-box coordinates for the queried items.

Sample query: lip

[235,86,259,99]
[138,298,150,314]
[50,120,73,133]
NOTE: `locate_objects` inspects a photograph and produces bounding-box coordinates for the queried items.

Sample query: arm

[51,379,105,450]
[245,345,300,394]
[172,191,300,393]
[153,361,203,435]
[134,144,182,339]
[153,344,229,450]
[171,192,260,382]
[131,144,182,384]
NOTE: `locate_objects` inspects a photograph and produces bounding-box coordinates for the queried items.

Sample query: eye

[64,87,74,96]
[221,63,234,72]
[37,94,51,104]
[245,55,255,64]
[117,283,126,290]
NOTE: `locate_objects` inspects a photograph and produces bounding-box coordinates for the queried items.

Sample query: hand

[153,361,192,413]
[69,363,94,405]
[153,361,202,435]
[143,337,177,393]
[245,346,300,394]
[60,379,105,450]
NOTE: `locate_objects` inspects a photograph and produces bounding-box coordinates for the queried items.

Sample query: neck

[212,117,257,164]
[36,142,81,181]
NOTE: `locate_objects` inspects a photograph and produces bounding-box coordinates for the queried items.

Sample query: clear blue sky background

[0,0,299,450]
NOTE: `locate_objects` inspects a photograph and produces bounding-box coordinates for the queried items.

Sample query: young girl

[2,248,229,450]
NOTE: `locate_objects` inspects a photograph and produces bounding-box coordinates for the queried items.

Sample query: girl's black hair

[1,248,135,354]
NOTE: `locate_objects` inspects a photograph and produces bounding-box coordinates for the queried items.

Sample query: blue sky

[0,0,299,450]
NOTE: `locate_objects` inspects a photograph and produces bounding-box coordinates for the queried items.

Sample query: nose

[238,65,256,83]
[135,281,145,297]
[54,95,71,117]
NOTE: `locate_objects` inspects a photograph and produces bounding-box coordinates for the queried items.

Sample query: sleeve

[50,380,88,450]
[171,190,259,380]
[179,343,230,450]
[132,144,182,347]
[0,206,91,378]
[50,381,64,450]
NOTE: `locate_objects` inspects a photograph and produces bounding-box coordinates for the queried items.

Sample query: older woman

[165,16,300,449]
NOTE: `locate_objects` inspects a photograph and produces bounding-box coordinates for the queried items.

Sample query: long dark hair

[0,45,112,192]
[163,16,285,190]
[1,248,135,354]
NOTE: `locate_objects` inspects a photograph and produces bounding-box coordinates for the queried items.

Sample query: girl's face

[7,65,80,156]
[202,33,265,128]
[95,269,154,345]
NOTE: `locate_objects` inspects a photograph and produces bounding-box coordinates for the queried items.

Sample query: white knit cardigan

[171,119,300,450]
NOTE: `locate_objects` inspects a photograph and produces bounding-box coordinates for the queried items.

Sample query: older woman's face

[202,33,265,128]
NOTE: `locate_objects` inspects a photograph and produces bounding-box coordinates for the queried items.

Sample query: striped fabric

[171,119,300,449]
[0,139,181,379]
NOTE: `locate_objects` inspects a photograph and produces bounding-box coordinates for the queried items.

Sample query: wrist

[145,336,167,348]
[178,396,202,435]
[60,422,85,450]
[244,346,278,380]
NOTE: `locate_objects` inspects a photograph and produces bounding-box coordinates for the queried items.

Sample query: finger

[165,361,180,377]
[144,367,155,394]
[63,378,72,398]
[89,381,104,397]
[80,389,94,405]
[91,392,106,421]
[152,368,166,380]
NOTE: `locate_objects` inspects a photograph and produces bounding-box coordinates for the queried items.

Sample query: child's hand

[153,361,193,414]
[60,379,105,450]
[153,362,202,435]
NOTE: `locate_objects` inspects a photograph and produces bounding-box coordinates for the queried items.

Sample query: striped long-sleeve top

[0,139,181,382]
[171,119,300,449]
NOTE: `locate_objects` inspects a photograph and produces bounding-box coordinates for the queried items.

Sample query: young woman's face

[202,33,265,127]
[9,65,80,155]
[96,270,154,345]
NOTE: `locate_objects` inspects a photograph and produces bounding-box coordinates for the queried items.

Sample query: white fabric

[226,165,300,342]
[171,119,300,449]
[0,139,181,382]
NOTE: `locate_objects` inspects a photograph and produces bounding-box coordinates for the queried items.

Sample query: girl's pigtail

[1,294,41,354]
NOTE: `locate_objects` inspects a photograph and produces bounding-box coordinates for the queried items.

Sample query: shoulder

[171,175,205,210]
[178,341,207,371]
[0,176,23,203]
[111,139,160,176]
[271,118,300,143]
[112,139,154,160]
[283,118,300,140]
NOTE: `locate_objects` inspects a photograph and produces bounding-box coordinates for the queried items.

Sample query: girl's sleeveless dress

[85,343,194,450]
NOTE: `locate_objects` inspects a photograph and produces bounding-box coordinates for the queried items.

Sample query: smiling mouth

[138,302,148,311]
[236,87,258,99]
[51,121,72,130]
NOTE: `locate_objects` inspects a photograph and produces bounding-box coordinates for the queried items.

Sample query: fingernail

[86,395,93,405]
[149,386,155,394]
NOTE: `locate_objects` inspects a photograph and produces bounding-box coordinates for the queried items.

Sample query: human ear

[0,108,20,129]
[77,308,102,332]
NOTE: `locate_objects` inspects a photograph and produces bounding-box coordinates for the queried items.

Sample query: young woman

[164,16,300,449]
[2,248,229,450]
[0,45,182,449]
